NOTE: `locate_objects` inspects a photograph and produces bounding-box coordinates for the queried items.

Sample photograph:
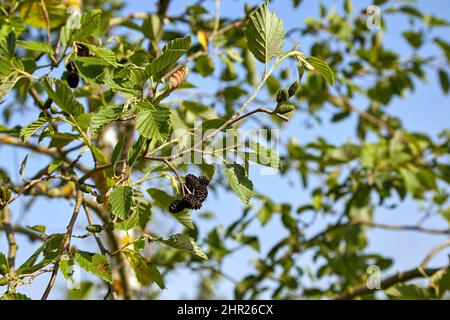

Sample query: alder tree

[0,0,449,300]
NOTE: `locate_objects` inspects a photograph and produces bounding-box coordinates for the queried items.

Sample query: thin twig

[334,238,450,300]
[334,266,447,300]
[82,202,117,300]
[419,238,450,269]
[41,190,83,300]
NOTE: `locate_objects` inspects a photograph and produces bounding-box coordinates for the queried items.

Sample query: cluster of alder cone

[169,174,210,213]
[65,43,92,88]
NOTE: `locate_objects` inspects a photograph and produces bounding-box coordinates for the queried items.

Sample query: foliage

[0,0,449,300]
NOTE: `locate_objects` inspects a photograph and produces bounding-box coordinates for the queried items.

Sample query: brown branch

[334,266,447,300]
[334,238,450,300]
[163,159,188,196]
[0,136,89,175]
[0,136,57,156]
[15,268,54,289]
[230,107,290,124]
[0,224,47,242]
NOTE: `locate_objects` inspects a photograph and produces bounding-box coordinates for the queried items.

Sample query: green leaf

[47,159,64,174]
[70,10,103,40]
[399,168,422,197]
[431,268,450,298]
[159,234,208,260]
[15,245,44,275]
[90,144,109,165]
[67,281,94,300]
[385,283,431,300]
[19,117,47,142]
[136,102,171,142]
[143,14,163,41]
[17,41,54,55]
[197,163,215,179]
[258,203,272,226]
[224,164,254,205]
[20,154,29,176]
[0,74,19,103]
[146,36,192,81]
[244,2,285,64]
[0,292,31,300]
[200,118,227,131]
[27,225,46,234]
[114,211,139,231]
[20,1,67,29]
[248,141,280,169]
[82,43,119,67]
[344,0,353,14]
[59,256,76,281]
[123,250,165,289]
[75,251,112,283]
[109,185,134,220]
[0,252,8,274]
[43,78,84,116]
[306,56,335,86]
[90,105,124,133]
[173,210,195,230]
[127,136,148,166]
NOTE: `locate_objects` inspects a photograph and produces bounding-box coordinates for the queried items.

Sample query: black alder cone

[67,72,80,88]
[169,174,210,213]
[198,176,210,186]
[185,174,199,192]
[194,185,208,203]
[276,89,289,104]
[169,199,185,213]
[66,61,76,72]
[76,43,91,57]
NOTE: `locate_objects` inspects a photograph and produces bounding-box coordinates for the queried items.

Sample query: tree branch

[306,219,450,245]
[334,266,447,300]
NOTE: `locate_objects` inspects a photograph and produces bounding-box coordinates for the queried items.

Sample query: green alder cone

[274,104,295,115]
[0,186,6,201]
[86,225,103,233]
[276,88,289,104]
[0,264,7,276]
[96,195,105,204]
[79,184,91,194]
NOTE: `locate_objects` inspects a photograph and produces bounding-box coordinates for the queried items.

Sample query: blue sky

[1,0,449,299]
